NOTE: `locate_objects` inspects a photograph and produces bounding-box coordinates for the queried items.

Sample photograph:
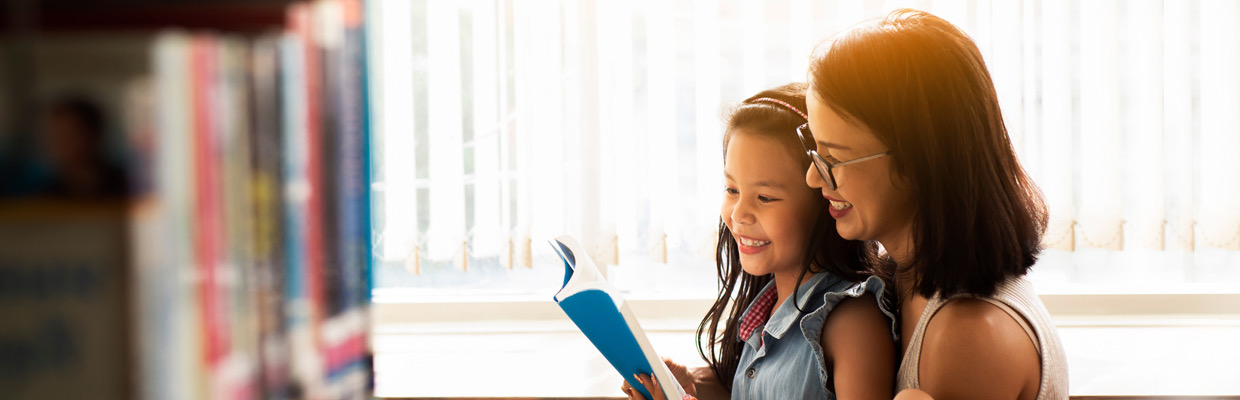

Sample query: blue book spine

[279,33,308,324]
[358,0,375,312]
[558,291,660,400]
[357,0,377,393]
[336,1,367,322]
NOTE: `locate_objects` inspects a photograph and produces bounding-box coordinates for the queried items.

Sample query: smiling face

[803,87,917,260]
[720,129,822,277]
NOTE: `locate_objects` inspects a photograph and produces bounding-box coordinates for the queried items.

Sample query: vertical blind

[367,0,1240,286]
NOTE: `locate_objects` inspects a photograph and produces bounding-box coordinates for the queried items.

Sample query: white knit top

[896,277,1068,399]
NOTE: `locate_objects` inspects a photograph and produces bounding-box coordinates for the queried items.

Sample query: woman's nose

[806,165,823,188]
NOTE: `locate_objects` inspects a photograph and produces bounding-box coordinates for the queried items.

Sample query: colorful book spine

[217,35,261,400]
[153,31,207,400]
[327,0,373,395]
[295,8,328,388]
[249,33,292,400]
[191,34,231,373]
[282,6,324,397]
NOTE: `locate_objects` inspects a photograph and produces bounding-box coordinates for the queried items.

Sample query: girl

[801,9,1068,400]
[624,83,897,400]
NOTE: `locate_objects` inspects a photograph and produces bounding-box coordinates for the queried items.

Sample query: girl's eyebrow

[724,172,787,190]
[753,181,787,189]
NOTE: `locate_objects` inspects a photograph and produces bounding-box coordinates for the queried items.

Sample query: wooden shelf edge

[2,3,293,33]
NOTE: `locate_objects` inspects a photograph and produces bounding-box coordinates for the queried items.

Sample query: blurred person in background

[38,96,128,199]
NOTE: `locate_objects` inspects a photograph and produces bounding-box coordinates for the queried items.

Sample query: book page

[552,236,610,303]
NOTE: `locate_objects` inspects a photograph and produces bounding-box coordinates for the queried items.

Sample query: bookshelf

[0,1,374,399]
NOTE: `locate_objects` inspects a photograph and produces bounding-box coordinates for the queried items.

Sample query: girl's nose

[731,198,756,225]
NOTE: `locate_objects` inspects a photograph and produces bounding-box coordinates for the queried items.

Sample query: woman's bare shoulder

[916,298,1040,399]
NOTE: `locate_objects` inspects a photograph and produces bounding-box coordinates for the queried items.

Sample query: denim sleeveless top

[731,273,897,399]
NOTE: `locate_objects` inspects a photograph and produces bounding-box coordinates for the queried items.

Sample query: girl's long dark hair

[694,83,873,390]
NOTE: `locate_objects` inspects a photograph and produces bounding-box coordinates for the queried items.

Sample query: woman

[800,9,1068,400]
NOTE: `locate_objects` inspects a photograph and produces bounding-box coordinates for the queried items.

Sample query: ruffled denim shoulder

[797,275,899,392]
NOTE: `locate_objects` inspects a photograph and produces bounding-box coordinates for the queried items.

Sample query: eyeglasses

[796,123,891,191]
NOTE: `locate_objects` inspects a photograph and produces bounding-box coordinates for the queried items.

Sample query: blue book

[551,236,686,400]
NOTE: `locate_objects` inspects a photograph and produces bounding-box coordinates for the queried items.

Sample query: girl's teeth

[830,200,853,210]
[739,237,771,247]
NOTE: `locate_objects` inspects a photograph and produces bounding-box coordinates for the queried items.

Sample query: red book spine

[192,35,229,367]
[289,2,325,357]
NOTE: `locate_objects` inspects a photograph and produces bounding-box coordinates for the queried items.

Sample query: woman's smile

[825,196,853,219]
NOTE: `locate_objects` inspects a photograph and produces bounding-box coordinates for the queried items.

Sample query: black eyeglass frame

[796,123,891,191]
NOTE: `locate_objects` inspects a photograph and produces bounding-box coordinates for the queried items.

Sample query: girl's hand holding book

[620,358,698,400]
[623,373,696,400]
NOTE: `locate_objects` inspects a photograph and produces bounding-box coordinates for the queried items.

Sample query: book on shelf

[550,235,687,400]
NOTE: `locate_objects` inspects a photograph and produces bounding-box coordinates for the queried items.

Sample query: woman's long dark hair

[695,83,872,390]
[809,9,1048,299]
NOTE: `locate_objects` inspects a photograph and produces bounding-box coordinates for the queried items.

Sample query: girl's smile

[734,234,772,254]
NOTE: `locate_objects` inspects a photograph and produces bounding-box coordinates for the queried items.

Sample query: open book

[551,236,687,400]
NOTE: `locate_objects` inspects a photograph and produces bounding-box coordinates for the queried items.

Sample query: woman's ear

[887,160,914,192]
[886,165,919,220]
[891,174,910,192]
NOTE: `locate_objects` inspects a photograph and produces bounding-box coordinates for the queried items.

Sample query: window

[366,0,1240,300]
